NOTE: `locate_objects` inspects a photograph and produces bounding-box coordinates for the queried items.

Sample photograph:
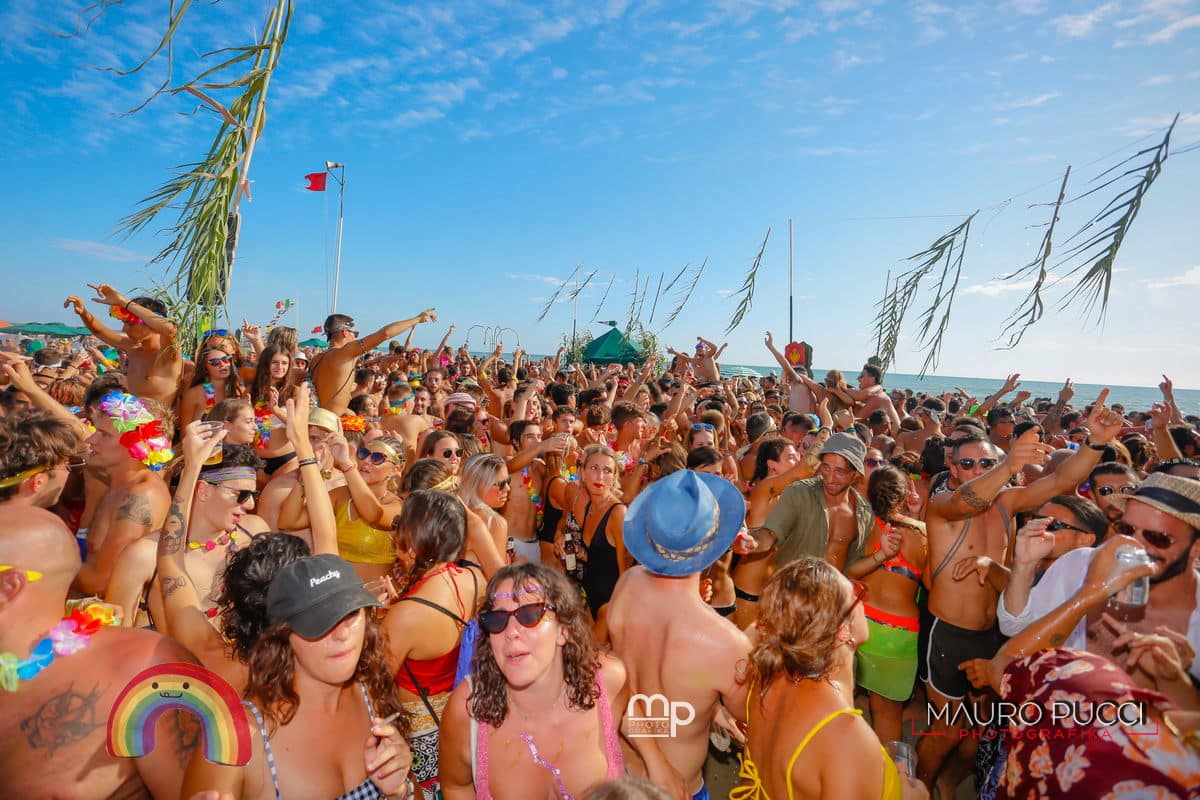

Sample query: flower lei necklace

[0,606,115,692]
[253,401,274,449]
[96,391,174,471]
[188,530,241,552]
[202,382,217,412]
[521,467,545,530]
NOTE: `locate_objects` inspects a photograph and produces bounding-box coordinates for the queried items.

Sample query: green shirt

[763,476,874,569]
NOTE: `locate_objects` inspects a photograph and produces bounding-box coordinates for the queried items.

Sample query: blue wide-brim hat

[624,469,746,577]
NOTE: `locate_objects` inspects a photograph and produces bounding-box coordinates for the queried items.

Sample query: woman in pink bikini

[439,563,632,800]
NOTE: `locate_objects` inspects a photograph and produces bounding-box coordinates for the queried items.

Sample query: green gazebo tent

[581,325,641,365]
[3,322,92,337]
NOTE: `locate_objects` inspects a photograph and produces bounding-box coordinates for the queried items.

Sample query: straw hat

[1108,472,1200,531]
[307,407,342,434]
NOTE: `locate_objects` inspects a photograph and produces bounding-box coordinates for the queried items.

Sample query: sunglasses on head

[205,483,258,504]
[357,447,395,466]
[1032,515,1089,535]
[0,565,43,581]
[479,601,556,634]
[201,329,229,340]
[955,457,999,470]
[864,458,886,468]
[1095,485,1136,497]
[441,448,464,459]
[692,423,715,431]
[839,579,869,625]
[1112,520,1176,549]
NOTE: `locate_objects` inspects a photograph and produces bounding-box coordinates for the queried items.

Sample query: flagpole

[788,217,794,342]
[326,161,346,314]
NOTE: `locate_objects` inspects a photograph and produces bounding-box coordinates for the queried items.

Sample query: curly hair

[469,564,600,728]
[244,611,409,737]
[215,533,311,661]
[750,558,849,699]
[402,458,453,494]
[391,490,466,595]
[867,464,908,520]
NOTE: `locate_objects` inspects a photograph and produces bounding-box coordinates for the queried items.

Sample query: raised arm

[1040,379,1074,435]
[64,293,130,350]
[87,283,178,344]
[288,384,338,554]
[763,331,802,383]
[970,373,1020,420]
[0,354,88,437]
[929,429,1052,522]
[332,309,437,370]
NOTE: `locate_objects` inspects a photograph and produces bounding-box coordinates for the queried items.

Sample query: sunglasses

[692,423,715,431]
[207,355,232,366]
[205,483,259,505]
[201,329,229,340]
[1112,520,1176,549]
[839,579,869,625]
[0,565,43,581]
[955,457,999,470]
[1095,485,1136,498]
[1032,515,1090,535]
[493,478,512,490]
[440,448,464,459]
[864,458,886,468]
[479,601,556,635]
[357,447,396,466]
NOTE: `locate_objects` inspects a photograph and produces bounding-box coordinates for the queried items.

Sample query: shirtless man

[75,391,173,596]
[504,420,570,563]
[387,385,439,465]
[64,283,183,407]
[846,363,900,434]
[896,398,945,455]
[762,331,817,415]
[0,507,199,800]
[0,411,80,510]
[608,470,751,800]
[310,308,436,414]
[667,337,725,384]
[747,433,874,572]
[106,441,270,630]
[916,392,1121,791]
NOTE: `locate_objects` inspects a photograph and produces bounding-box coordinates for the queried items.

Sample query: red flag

[311,325,323,334]
[304,172,327,191]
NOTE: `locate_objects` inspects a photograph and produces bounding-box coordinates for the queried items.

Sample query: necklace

[188,530,241,552]
[202,382,217,411]
[0,607,112,692]
[522,467,545,530]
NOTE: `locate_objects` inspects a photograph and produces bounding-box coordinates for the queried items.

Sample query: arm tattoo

[161,574,188,599]
[1049,632,1065,647]
[21,681,105,758]
[158,501,186,556]
[116,492,153,527]
[960,483,991,512]
[167,709,202,770]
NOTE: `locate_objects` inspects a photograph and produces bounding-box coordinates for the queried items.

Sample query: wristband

[124,299,134,312]
[296,457,317,468]
[1083,436,1108,452]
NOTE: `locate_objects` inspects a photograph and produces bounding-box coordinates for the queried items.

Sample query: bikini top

[335,500,395,565]
[872,518,923,584]
[243,683,386,800]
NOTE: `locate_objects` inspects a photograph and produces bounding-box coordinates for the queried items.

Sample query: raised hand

[329,433,354,470]
[1084,388,1123,445]
[764,331,775,347]
[1011,516,1055,568]
[1159,374,1174,399]
[879,526,903,559]
[64,295,87,316]
[242,320,262,338]
[1005,427,1053,474]
[1013,390,1032,406]
[182,419,227,466]
[0,352,38,393]
[1058,378,1074,405]
[1000,373,1021,394]
[1083,535,1156,600]
[86,283,125,307]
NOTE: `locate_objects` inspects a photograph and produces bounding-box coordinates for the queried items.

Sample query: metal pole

[788,217,794,342]
[328,163,346,314]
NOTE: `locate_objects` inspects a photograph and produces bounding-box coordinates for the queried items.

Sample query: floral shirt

[997,648,1199,799]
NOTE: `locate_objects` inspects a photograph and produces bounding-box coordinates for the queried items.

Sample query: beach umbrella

[5,322,92,337]
[298,337,326,348]
[720,365,764,379]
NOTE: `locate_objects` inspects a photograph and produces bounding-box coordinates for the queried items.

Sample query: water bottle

[1112,546,1151,607]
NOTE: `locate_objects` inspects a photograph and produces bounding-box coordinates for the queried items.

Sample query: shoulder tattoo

[116,492,154,527]
[959,483,991,512]
[160,574,189,599]
[21,681,106,758]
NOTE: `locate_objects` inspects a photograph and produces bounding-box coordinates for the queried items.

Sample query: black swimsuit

[581,501,623,617]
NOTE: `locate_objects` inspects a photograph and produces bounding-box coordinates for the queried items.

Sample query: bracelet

[296,457,317,468]
[817,426,832,436]
[1083,436,1108,452]
[124,299,134,312]
[338,463,356,473]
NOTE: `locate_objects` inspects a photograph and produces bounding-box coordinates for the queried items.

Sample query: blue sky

[2,0,1199,388]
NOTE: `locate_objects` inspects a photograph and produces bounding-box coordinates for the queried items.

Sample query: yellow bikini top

[335,500,396,565]
[732,685,902,800]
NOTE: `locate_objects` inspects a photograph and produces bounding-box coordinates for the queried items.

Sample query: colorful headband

[200,466,257,483]
[109,306,144,326]
[431,475,458,492]
[340,415,366,433]
[0,464,51,489]
[95,391,173,471]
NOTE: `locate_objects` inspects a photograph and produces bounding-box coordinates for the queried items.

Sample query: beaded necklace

[253,401,273,448]
[521,467,545,530]
[0,606,113,692]
[202,382,217,412]
[188,530,241,552]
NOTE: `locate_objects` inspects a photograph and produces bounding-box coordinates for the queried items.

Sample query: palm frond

[871,212,976,375]
[661,258,706,331]
[624,267,642,333]
[590,275,616,322]
[1052,114,1177,323]
[725,228,771,336]
[646,272,665,324]
[567,269,597,302]
[996,166,1071,349]
[537,263,582,322]
[661,262,689,295]
[115,0,293,355]
[873,270,891,359]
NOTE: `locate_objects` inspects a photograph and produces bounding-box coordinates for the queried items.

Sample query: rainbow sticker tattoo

[106,662,251,766]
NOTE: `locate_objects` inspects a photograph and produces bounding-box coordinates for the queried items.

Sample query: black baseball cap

[266,554,381,639]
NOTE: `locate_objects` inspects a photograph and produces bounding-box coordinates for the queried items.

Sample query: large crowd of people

[0,283,1198,799]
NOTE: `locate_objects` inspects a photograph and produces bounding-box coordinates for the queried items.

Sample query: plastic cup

[885,740,916,777]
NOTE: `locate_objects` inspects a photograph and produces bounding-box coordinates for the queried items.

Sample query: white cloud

[551,66,568,80]
[1146,14,1200,42]
[963,276,1043,296]
[391,108,445,128]
[1051,2,1118,37]
[797,145,872,156]
[915,108,939,121]
[994,91,1063,110]
[54,239,147,263]
[1146,265,1200,289]
[781,16,820,42]
[1006,0,1048,14]
[1114,112,1200,137]
[297,13,324,35]
[832,49,868,71]
[1142,74,1175,85]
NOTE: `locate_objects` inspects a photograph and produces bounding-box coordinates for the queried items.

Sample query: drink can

[1113,545,1151,607]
